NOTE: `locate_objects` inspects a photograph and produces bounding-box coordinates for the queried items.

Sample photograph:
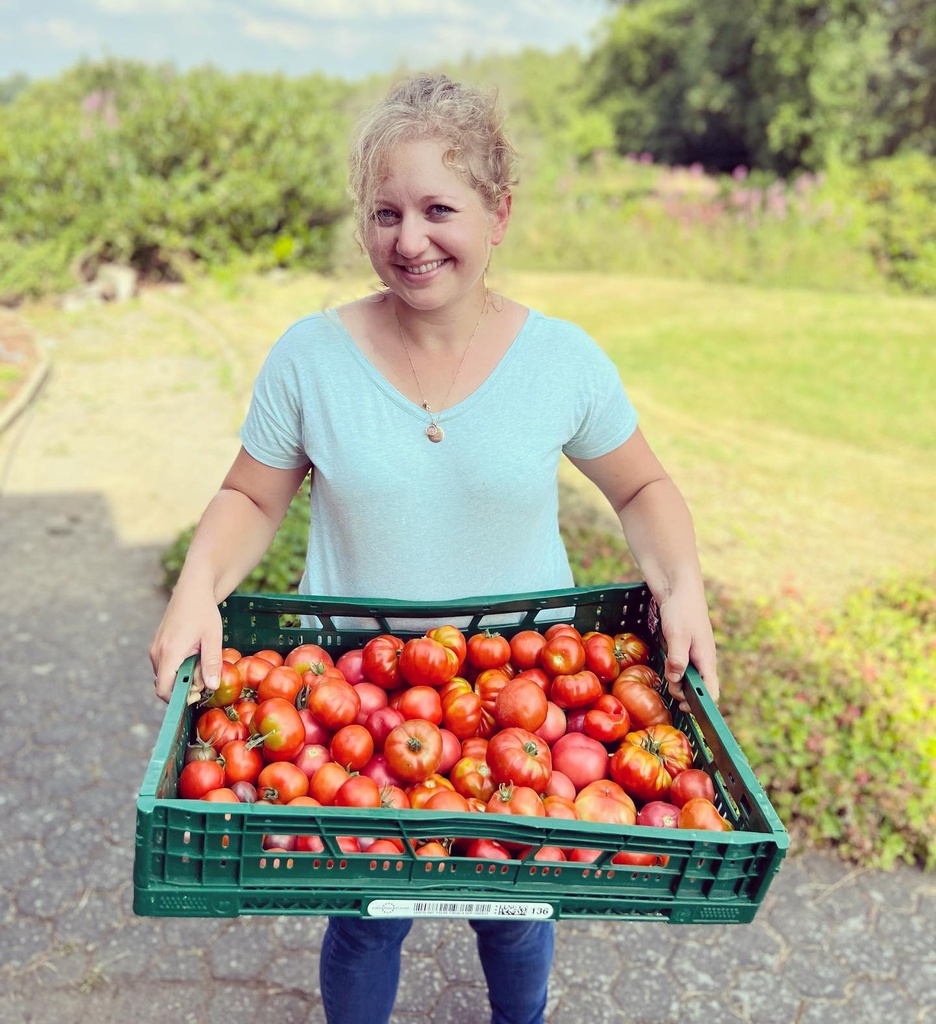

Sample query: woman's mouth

[400,258,448,276]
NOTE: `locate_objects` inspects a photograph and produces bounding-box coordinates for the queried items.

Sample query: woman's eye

[373,209,398,225]
[429,204,454,217]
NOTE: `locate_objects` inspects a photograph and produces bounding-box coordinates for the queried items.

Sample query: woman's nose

[395,214,428,258]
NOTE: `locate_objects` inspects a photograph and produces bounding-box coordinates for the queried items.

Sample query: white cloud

[26,18,101,50]
[93,0,214,11]
[265,0,473,21]
[238,14,315,51]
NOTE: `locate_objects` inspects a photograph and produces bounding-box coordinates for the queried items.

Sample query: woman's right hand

[149,586,224,704]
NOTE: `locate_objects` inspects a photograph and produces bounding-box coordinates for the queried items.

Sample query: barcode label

[366,899,554,920]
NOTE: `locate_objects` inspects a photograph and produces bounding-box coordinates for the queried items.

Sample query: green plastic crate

[134,584,788,923]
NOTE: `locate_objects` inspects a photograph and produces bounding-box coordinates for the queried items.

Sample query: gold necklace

[394,300,486,443]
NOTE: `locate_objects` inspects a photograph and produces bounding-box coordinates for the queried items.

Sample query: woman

[151,73,719,1024]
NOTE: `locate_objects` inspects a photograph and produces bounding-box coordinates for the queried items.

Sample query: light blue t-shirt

[241,307,637,603]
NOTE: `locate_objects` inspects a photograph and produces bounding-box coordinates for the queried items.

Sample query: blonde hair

[348,74,518,237]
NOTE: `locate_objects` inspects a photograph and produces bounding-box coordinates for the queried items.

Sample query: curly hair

[348,74,518,236]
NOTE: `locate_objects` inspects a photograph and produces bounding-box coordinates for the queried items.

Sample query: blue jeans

[319,916,555,1024]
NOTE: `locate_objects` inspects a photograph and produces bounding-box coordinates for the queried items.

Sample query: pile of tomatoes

[177,621,731,863]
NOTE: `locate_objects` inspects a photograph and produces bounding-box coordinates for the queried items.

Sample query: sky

[0,0,611,83]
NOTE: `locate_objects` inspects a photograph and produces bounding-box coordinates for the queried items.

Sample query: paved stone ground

[0,329,934,1023]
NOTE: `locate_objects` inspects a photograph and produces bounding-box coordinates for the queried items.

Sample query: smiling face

[363,138,510,314]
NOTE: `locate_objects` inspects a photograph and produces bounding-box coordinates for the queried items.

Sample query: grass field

[23,267,935,607]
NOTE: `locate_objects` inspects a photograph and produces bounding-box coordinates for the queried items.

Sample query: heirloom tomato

[493,677,548,731]
[449,755,495,802]
[306,677,361,731]
[221,647,242,663]
[438,728,461,775]
[678,797,732,831]
[285,643,334,674]
[544,623,582,642]
[197,707,248,752]
[533,701,567,746]
[353,681,388,725]
[361,634,404,689]
[543,770,576,801]
[257,762,309,804]
[394,684,443,724]
[423,789,471,813]
[407,773,455,809]
[236,655,273,688]
[466,630,511,670]
[426,625,468,672]
[624,724,694,779]
[461,736,489,760]
[440,677,483,739]
[549,669,602,710]
[485,727,552,793]
[202,788,241,803]
[613,632,651,668]
[614,663,663,691]
[542,794,579,820]
[464,838,512,860]
[250,697,306,762]
[583,633,620,684]
[474,668,512,713]
[508,630,547,670]
[336,648,367,685]
[384,719,443,783]
[609,743,672,803]
[539,634,586,677]
[399,635,460,688]
[415,841,450,858]
[611,679,672,729]
[365,706,406,750]
[486,783,545,818]
[574,779,637,826]
[582,693,630,744]
[669,768,716,807]
[636,800,681,828]
[293,742,331,780]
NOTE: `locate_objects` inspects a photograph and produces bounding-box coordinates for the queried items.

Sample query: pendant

[426,422,444,443]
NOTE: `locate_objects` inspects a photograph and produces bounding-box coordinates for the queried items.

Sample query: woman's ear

[490,192,512,247]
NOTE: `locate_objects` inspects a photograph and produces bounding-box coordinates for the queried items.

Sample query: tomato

[423,789,471,813]
[508,630,547,670]
[353,682,388,725]
[379,783,410,810]
[678,797,732,831]
[669,768,717,807]
[256,664,304,704]
[250,697,306,762]
[485,727,552,793]
[613,632,652,669]
[232,698,259,731]
[203,661,244,708]
[550,732,609,790]
[461,736,489,760]
[285,643,335,674]
[474,667,513,713]
[449,755,496,802]
[582,693,631,744]
[415,841,450,858]
[178,759,225,799]
[526,845,568,862]
[440,677,483,739]
[609,743,673,803]
[287,795,321,807]
[360,752,405,790]
[438,728,462,775]
[258,762,309,804]
[574,779,637,826]
[221,647,242,663]
[297,707,331,746]
[550,670,602,710]
[611,679,673,729]
[235,655,273,689]
[308,761,352,805]
[636,800,681,828]
[426,624,468,673]
[395,684,443,724]
[365,837,406,855]
[464,838,512,860]
[494,677,548,731]
[539,634,586,677]
[221,738,264,786]
[486,783,546,818]
[611,850,670,867]
[184,733,221,765]
[334,774,382,808]
[330,723,374,772]
[544,623,582,642]
[614,663,664,691]
[253,649,284,668]
[543,770,576,801]
[624,724,694,779]
[466,630,512,670]
[361,634,404,689]
[542,794,579,820]
[306,677,361,731]
[533,701,567,746]
[399,636,460,688]
[336,648,367,685]
[383,719,443,783]
[196,706,249,752]
[407,773,455,809]
[583,633,620,684]
[293,742,331,780]
[513,667,551,693]
[202,788,241,802]
[365,705,406,750]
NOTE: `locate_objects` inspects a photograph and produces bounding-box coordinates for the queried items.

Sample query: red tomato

[201,788,241,802]
[464,838,513,860]
[232,698,259,731]
[466,630,512,670]
[533,701,567,746]
[678,797,732,831]
[308,761,351,805]
[611,679,673,729]
[543,770,576,801]
[334,774,382,808]
[582,693,631,744]
[609,743,673,803]
[399,636,460,688]
[539,634,586,677]
[298,707,332,746]
[542,794,579,820]
[423,789,471,813]
[253,649,284,668]
[235,655,273,689]
[574,779,637,826]
[440,677,483,739]
[203,661,244,708]
[360,753,405,790]
[250,697,306,762]
[460,736,489,760]
[625,724,694,779]
[285,643,335,674]
[550,732,609,791]
[196,706,248,752]
[486,783,545,818]
[379,783,410,810]
[614,663,664,691]
[485,727,552,794]
[438,728,462,775]
[426,625,468,673]
[544,624,582,642]
[365,837,406,855]
[494,677,548,731]
[407,773,455,809]
[336,648,367,685]
[449,755,496,802]
[256,664,304,704]
[258,762,309,804]
[220,739,264,786]
[329,724,374,772]
[669,768,717,807]
[395,684,444,724]
[383,719,444,783]
[508,630,548,670]
[353,682,388,725]
[178,759,225,799]
[550,670,602,710]
[583,633,620,684]
[613,632,652,669]
[474,668,513,713]
[221,647,242,663]
[636,800,681,828]
[364,705,406,751]
[306,677,361,731]
[293,742,331,780]
[415,841,450,858]
[611,850,670,867]
[361,634,404,690]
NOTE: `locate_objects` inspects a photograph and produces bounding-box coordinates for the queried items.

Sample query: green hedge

[0,60,353,301]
